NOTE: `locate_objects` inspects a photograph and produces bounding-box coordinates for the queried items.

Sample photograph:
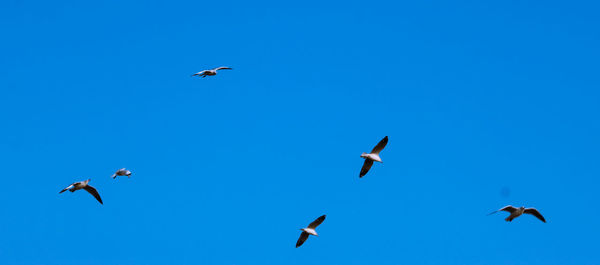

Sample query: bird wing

[307,215,326,229]
[370,136,388,154]
[59,184,74,193]
[499,205,517,213]
[359,159,374,178]
[488,205,517,215]
[83,185,103,204]
[296,231,309,248]
[214,67,232,71]
[524,208,546,223]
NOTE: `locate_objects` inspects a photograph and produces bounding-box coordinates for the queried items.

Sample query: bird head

[360,152,368,158]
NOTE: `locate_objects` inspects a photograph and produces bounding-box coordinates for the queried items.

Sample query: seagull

[191,67,232,78]
[296,215,326,248]
[111,168,132,179]
[59,179,103,204]
[359,136,388,178]
[488,205,546,223]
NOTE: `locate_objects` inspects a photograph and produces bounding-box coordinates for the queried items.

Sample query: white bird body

[301,228,318,236]
[361,153,382,162]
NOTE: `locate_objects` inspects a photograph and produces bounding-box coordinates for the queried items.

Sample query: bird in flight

[59,179,103,204]
[112,168,132,179]
[191,67,232,78]
[359,136,388,178]
[296,215,326,248]
[488,205,546,223]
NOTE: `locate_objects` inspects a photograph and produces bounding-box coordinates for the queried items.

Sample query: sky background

[1,0,599,264]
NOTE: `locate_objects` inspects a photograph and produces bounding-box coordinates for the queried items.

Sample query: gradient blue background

[1,0,599,264]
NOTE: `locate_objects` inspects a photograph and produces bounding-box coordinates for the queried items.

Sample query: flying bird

[488,205,546,223]
[112,168,132,179]
[59,179,103,204]
[296,215,326,248]
[191,67,232,78]
[359,136,388,178]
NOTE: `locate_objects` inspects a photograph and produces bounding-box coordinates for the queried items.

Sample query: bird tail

[505,216,513,222]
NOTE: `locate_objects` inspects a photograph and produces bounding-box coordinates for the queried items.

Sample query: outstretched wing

[83,185,103,204]
[524,208,546,223]
[307,215,326,229]
[112,168,125,178]
[370,136,388,154]
[488,205,517,215]
[59,184,74,193]
[359,159,374,178]
[192,71,207,76]
[214,66,232,71]
[296,231,309,248]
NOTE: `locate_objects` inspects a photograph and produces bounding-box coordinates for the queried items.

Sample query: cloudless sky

[1,0,599,264]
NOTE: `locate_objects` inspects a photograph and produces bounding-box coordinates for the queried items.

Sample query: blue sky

[1,0,599,264]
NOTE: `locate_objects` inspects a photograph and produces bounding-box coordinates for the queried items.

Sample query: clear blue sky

[1,0,599,264]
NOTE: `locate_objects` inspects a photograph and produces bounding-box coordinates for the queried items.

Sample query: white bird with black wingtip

[112,168,132,179]
[59,179,103,204]
[296,215,326,248]
[359,136,388,178]
[191,66,232,78]
[488,205,546,223]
